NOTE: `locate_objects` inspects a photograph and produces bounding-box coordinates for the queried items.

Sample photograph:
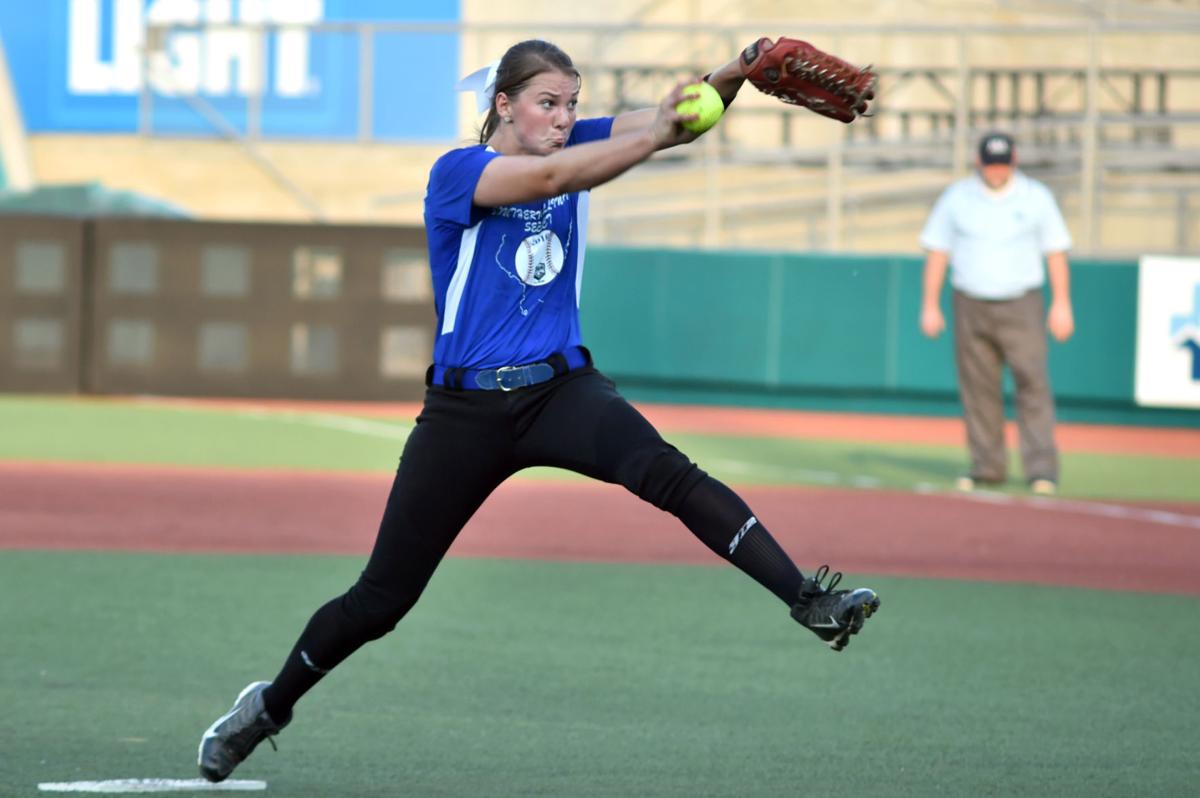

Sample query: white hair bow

[456,60,501,115]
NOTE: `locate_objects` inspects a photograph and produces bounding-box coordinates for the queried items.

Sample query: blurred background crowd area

[0,0,1198,256]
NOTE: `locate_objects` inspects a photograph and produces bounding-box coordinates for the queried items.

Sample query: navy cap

[979,132,1015,165]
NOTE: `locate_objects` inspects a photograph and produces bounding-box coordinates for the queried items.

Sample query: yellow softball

[675,81,724,133]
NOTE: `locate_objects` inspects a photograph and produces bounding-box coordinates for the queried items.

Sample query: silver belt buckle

[494,364,525,391]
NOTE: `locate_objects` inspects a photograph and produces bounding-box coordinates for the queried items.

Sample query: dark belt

[427,346,591,391]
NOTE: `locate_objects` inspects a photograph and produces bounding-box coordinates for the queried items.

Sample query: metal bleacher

[59,13,1200,256]
[586,30,1200,255]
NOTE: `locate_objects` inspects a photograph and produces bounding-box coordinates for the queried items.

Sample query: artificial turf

[2,551,1198,797]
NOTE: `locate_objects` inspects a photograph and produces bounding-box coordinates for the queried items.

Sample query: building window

[201,245,251,298]
[15,241,67,295]
[290,323,338,375]
[198,321,249,373]
[13,318,64,370]
[381,250,431,302]
[380,326,431,378]
[109,242,159,295]
[292,246,342,299]
[107,319,155,367]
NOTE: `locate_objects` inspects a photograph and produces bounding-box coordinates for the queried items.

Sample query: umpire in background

[918,132,1075,495]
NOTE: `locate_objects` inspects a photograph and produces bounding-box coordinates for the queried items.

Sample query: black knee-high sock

[260,598,348,723]
[261,586,412,723]
[672,475,805,606]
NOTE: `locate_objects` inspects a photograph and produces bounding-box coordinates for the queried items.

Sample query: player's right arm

[472,132,656,207]
[473,80,697,208]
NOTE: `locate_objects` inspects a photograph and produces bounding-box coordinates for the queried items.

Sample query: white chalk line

[133,396,413,441]
[707,458,1200,531]
[135,403,1200,532]
[37,779,265,793]
[232,408,413,440]
[954,490,1200,530]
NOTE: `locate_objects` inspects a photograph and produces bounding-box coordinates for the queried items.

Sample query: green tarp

[0,182,190,217]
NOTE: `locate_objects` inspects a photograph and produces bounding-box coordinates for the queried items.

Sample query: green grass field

[2,396,1197,502]
[4,552,1199,797]
[2,396,1199,796]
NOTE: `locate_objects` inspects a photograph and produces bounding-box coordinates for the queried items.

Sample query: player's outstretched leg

[198,681,290,783]
[790,565,881,652]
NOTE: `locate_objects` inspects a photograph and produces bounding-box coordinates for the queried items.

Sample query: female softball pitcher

[199,39,880,783]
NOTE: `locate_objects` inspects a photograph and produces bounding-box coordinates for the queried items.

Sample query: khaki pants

[952,288,1059,483]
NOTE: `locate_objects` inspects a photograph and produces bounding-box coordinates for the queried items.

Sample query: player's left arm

[1045,251,1074,342]
[610,57,746,145]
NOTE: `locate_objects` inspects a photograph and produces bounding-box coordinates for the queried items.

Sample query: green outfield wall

[579,248,1195,427]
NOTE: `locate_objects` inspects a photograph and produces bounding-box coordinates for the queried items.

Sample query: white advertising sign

[1135,255,1200,408]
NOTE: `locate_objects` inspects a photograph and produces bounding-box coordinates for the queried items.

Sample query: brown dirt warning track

[4,400,1200,595]
[2,458,1199,596]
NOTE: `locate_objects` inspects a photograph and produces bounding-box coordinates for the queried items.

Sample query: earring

[504,116,512,124]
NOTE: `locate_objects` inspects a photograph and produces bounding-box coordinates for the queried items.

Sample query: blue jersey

[423,117,614,369]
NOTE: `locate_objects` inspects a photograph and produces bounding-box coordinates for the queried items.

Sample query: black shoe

[790,565,880,652]
[198,681,290,783]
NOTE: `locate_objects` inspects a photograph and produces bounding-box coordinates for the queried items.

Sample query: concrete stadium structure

[3,1,1199,255]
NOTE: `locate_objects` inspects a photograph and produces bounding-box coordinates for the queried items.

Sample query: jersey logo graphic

[493,203,573,316]
[516,229,564,287]
[495,234,543,317]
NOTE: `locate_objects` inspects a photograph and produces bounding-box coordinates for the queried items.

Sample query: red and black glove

[740,37,877,123]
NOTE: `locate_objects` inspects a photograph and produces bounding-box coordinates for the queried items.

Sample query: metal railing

[134,20,1200,255]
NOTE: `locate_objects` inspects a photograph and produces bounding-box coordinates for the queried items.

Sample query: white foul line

[136,396,414,441]
[233,409,412,440]
[38,782,266,792]
[38,780,266,792]
[707,457,1200,531]
[953,490,1200,530]
[136,403,1200,531]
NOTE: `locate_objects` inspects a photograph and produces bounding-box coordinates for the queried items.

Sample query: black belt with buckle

[427,346,591,391]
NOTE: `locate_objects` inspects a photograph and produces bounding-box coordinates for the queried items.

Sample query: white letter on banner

[203,0,261,95]
[109,0,145,92]
[68,0,112,93]
[146,0,202,96]
[268,0,322,97]
[68,0,145,94]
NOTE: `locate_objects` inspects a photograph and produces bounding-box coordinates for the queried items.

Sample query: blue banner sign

[0,0,459,140]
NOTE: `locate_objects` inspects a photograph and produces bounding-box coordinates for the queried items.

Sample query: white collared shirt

[919,172,1073,300]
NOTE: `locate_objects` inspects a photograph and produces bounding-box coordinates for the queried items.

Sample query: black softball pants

[262,368,804,720]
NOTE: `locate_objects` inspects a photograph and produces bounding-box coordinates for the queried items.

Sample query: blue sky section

[0,0,460,140]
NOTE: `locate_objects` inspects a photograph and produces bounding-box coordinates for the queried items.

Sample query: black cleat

[198,681,289,783]
[790,565,880,652]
